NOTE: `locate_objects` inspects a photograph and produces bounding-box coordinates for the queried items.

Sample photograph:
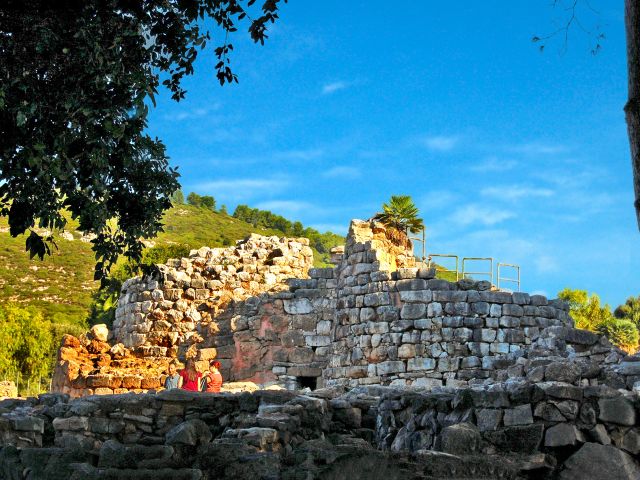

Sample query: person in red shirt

[179,359,202,392]
[204,360,223,393]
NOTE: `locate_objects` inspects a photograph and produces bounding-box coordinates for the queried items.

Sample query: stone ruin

[2,219,640,478]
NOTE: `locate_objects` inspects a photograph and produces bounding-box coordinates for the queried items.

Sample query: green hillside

[0,205,342,332]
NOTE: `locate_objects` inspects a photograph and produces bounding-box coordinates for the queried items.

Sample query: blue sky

[147,1,638,307]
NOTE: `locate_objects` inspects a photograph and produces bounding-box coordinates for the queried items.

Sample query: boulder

[559,443,640,480]
[544,423,584,447]
[165,419,212,446]
[438,422,482,455]
[598,397,636,426]
[90,324,109,342]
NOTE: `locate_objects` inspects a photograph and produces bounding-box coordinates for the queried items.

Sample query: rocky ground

[2,360,640,480]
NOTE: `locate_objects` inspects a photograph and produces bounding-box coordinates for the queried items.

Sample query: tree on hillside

[558,288,639,351]
[0,0,286,281]
[171,190,185,206]
[615,295,640,327]
[373,195,424,247]
[0,304,53,380]
[557,288,614,331]
[596,317,639,352]
[200,195,216,211]
[187,192,202,207]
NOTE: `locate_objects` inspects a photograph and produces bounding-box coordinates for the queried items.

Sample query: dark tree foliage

[232,204,344,255]
[0,0,285,282]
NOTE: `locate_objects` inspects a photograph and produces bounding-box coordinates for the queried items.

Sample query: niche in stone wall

[297,376,318,391]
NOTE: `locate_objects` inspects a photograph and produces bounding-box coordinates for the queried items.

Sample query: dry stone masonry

[7,217,635,477]
[52,219,637,397]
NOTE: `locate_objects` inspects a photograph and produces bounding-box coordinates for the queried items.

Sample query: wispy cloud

[481,185,555,201]
[470,156,518,172]
[422,135,460,152]
[309,223,349,235]
[193,177,289,201]
[505,142,569,155]
[419,190,459,210]
[277,149,325,161]
[451,204,516,226]
[322,81,349,95]
[255,200,313,214]
[535,255,559,274]
[322,166,361,179]
[164,103,221,121]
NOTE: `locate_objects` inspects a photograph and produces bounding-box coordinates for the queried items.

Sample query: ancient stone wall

[3,367,640,479]
[51,218,631,399]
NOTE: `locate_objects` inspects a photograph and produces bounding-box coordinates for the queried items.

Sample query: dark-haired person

[164,362,182,390]
[179,358,202,392]
[203,360,223,393]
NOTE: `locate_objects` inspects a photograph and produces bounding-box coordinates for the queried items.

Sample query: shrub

[596,317,639,353]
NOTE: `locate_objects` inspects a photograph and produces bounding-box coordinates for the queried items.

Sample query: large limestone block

[283,298,313,315]
[598,397,636,426]
[559,443,640,480]
[90,324,109,342]
[438,422,482,455]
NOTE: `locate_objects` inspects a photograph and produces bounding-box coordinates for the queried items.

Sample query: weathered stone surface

[503,405,533,426]
[438,422,481,455]
[165,419,212,446]
[544,423,583,447]
[559,443,640,480]
[598,397,636,426]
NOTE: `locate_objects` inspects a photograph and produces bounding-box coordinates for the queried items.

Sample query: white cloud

[422,135,460,152]
[470,156,518,172]
[419,191,459,210]
[481,186,555,201]
[255,200,313,214]
[309,223,348,235]
[535,255,559,274]
[193,177,289,201]
[277,149,324,161]
[322,166,361,179]
[165,103,221,121]
[322,81,349,95]
[506,142,569,155]
[450,205,516,227]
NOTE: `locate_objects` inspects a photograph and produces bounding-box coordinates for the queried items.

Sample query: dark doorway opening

[297,376,318,390]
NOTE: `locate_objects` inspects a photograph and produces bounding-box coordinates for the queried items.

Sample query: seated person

[179,359,202,392]
[203,360,223,393]
[164,361,182,390]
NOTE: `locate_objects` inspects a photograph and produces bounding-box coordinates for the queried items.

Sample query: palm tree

[373,195,424,247]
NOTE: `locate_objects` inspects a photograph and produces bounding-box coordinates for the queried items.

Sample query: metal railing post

[496,263,521,292]
[461,257,494,284]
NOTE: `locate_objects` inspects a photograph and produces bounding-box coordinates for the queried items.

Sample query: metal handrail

[497,262,520,292]
[426,254,459,281]
[461,257,493,284]
[408,227,426,264]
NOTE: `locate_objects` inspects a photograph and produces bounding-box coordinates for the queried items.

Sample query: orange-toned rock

[86,375,112,388]
[140,377,161,389]
[87,339,111,355]
[122,376,142,389]
[96,354,111,367]
[61,334,81,349]
[94,387,113,395]
[58,346,79,362]
[108,376,123,389]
